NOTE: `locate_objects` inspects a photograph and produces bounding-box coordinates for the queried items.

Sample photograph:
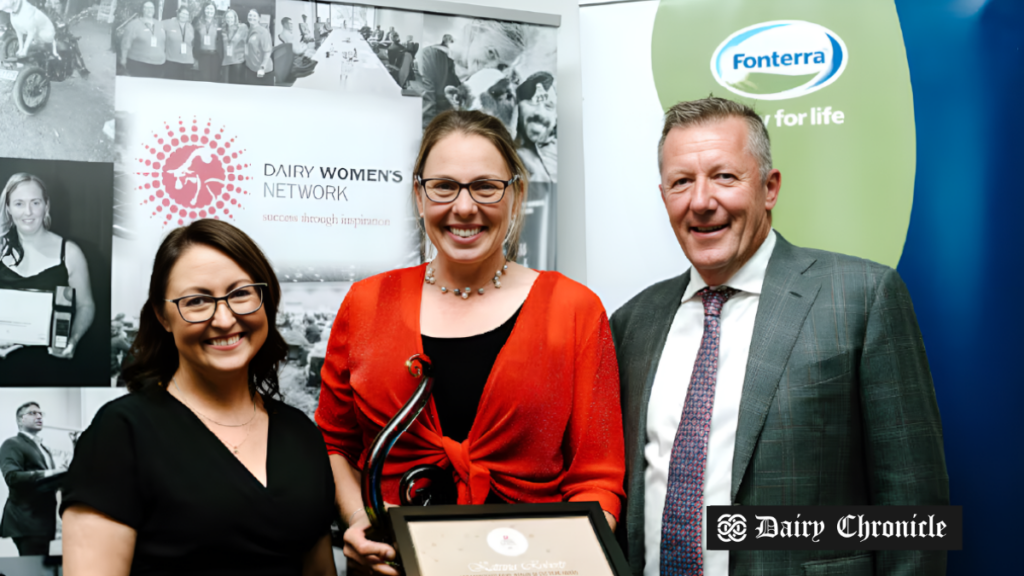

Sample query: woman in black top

[0,173,96,375]
[60,219,336,576]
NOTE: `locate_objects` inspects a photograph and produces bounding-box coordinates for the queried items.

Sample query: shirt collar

[19,431,42,445]
[681,228,777,303]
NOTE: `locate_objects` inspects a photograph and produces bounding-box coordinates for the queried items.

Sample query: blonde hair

[0,173,51,265]
[413,110,529,262]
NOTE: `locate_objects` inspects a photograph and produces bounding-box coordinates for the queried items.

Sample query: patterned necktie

[660,287,738,576]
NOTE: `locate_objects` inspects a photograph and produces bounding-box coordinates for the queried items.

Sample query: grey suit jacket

[0,434,57,539]
[610,234,949,576]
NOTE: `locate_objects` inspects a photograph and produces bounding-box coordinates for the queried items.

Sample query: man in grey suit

[0,402,61,556]
[610,97,948,576]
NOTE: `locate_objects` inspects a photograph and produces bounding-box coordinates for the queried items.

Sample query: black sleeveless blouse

[0,239,72,386]
[0,238,70,290]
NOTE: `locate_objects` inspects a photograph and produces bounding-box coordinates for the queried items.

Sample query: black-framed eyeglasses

[164,283,268,324]
[415,174,519,204]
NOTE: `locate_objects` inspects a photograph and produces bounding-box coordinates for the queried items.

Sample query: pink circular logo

[136,117,252,227]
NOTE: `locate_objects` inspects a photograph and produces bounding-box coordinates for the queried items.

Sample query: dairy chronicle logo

[717,514,747,543]
[710,20,847,100]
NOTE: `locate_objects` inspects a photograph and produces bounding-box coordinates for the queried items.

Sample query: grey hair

[657,96,772,184]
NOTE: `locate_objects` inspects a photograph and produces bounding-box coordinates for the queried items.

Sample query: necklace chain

[172,377,257,454]
[425,262,508,299]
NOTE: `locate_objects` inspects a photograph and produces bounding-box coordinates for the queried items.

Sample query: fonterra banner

[652,0,914,268]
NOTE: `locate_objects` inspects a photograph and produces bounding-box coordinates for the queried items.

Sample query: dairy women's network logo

[710,20,848,100]
[135,117,253,227]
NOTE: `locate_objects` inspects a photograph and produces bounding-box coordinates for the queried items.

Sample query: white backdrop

[579,0,690,314]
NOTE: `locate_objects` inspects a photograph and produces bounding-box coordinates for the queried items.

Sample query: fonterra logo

[711,21,847,100]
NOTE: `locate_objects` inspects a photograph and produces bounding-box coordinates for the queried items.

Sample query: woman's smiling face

[157,244,268,382]
[415,132,516,266]
[5,181,48,236]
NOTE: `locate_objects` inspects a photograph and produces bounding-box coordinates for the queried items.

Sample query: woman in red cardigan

[315,110,625,575]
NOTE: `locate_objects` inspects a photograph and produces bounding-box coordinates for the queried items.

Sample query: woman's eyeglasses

[165,283,268,323]
[415,174,519,204]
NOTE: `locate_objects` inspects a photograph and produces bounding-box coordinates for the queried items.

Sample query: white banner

[112,76,420,320]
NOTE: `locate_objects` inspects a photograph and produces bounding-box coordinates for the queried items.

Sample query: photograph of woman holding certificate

[0,173,95,377]
[316,110,625,574]
[59,220,336,576]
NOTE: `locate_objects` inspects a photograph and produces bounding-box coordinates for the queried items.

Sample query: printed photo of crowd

[112,0,278,85]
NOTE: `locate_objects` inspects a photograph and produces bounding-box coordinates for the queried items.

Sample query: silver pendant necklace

[425,262,507,299]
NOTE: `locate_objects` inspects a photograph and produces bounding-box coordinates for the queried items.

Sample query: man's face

[447,68,518,130]
[659,117,780,286]
[18,405,43,433]
[519,82,556,144]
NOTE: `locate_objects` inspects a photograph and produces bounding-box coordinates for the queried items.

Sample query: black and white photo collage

[0,0,558,565]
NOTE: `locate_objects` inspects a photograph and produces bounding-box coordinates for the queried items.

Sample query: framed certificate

[0,288,54,346]
[390,502,630,576]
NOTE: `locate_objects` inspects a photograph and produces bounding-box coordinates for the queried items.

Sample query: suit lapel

[18,434,49,470]
[623,270,689,562]
[634,270,691,443]
[731,236,820,501]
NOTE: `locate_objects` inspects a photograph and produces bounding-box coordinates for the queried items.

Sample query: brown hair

[413,110,529,262]
[122,219,287,398]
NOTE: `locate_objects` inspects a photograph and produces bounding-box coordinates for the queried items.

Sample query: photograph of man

[414,33,459,128]
[0,402,60,556]
[276,15,315,83]
[611,97,949,576]
[516,71,557,183]
[298,13,312,43]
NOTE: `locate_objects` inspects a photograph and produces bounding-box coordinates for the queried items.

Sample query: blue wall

[895,0,1023,571]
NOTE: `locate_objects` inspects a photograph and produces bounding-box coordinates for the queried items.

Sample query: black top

[0,239,72,386]
[0,238,69,291]
[421,307,520,443]
[60,383,335,576]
